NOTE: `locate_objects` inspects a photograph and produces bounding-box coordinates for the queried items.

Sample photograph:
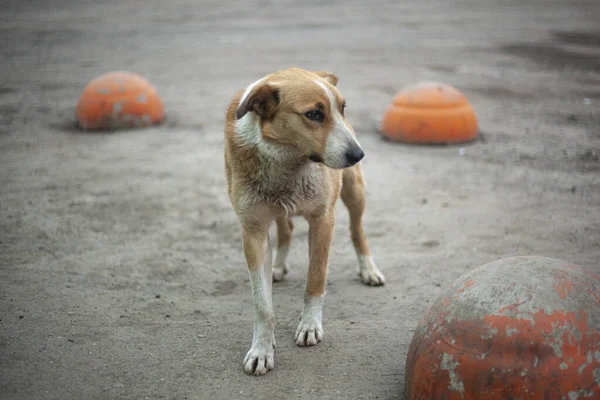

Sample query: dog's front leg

[241,225,275,375]
[295,212,335,346]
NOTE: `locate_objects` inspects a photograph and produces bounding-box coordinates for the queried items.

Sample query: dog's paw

[243,345,275,376]
[295,317,323,346]
[358,256,385,286]
[272,262,288,282]
[359,268,386,286]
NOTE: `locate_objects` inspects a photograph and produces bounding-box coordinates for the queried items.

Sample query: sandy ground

[1,0,599,399]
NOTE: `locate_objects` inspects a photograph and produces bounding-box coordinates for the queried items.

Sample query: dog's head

[236,68,364,169]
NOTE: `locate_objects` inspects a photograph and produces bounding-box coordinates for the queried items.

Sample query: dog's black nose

[345,147,365,165]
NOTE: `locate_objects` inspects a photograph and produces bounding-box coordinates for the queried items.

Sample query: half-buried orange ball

[76,71,164,130]
[380,82,478,144]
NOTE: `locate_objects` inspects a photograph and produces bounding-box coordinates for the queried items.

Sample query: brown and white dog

[224,68,385,375]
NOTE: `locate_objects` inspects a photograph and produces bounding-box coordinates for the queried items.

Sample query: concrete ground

[1,0,599,399]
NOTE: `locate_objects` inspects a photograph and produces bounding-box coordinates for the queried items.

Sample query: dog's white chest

[252,164,329,216]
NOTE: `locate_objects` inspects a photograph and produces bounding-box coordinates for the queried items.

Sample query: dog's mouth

[308,153,323,163]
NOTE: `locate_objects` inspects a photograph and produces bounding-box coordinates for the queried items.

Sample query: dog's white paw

[358,255,385,286]
[272,262,288,282]
[295,294,325,346]
[359,268,386,286]
[243,345,275,376]
[295,317,323,346]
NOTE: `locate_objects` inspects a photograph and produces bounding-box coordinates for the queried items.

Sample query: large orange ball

[380,82,478,144]
[76,71,164,130]
[405,256,600,399]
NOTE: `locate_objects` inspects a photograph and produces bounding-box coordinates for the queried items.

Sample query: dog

[224,68,385,375]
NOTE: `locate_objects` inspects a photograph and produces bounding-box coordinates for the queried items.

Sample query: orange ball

[380,82,478,144]
[76,71,164,130]
[405,257,600,399]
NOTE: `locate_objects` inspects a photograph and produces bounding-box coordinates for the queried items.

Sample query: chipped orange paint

[407,305,600,399]
[591,291,600,305]
[406,257,600,400]
[76,71,164,130]
[553,272,574,300]
[457,279,476,294]
[496,297,531,315]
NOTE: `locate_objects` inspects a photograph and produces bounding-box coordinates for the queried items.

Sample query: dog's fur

[224,68,385,375]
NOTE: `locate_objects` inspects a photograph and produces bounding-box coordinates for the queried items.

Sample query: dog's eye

[305,110,324,122]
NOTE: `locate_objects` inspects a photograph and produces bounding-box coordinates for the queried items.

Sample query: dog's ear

[313,71,338,86]
[236,84,280,120]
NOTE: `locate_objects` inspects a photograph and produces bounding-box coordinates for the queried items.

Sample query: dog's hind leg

[273,216,293,281]
[341,165,385,286]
